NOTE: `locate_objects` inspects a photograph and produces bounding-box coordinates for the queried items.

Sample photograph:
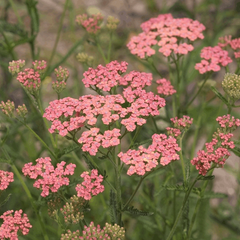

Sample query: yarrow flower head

[218,35,240,59]
[22,157,76,197]
[191,115,240,175]
[76,52,94,66]
[0,210,32,239]
[16,104,28,120]
[0,100,15,118]
[0,170,14,190]
[127,13,205,58]
[195,46,232,74]
[60,195,85,224]
[106,16,119,31]
[156,78,176,97]
[222,73,240,101]
[76,13,103,34]
[61,222,125,240]
[52,66,69,94]
[8,60,25,75]
[32,60,47,73]
[16,68,41,95]
[118,133,180,176]
[75,169,104,200]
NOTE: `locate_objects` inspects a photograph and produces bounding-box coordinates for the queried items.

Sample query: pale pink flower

[0,170,14,190]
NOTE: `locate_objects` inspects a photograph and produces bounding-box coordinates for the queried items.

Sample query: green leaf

[163,184,186,191]
[211,86,229,106]
[124,206,154,216]
[0,194,11,207]
[231,146,240,157]
[56,144,80,158]
[0,158,10,163]
[198,175,215,181]
[203,192,228,199]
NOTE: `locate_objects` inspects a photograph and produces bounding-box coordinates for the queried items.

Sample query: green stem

[128,126,142,149]
[48,0,69,68]
[166,175,200,240]
[18,119,57,160]
[187,169,214,238]
[1,147,49,240]
[96,40,108,64]
[185,75,209,110]
[107,32,113,63]
[0,30,16,59]
[179,135,186,183]
[123,166,163,211]
[37,97,56,148]
[147,58,162,77]
[9,0,23,26]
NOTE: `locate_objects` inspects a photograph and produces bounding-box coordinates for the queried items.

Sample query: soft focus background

[0,1,240,239]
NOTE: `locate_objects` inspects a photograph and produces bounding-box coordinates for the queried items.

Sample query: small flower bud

[8,60,25,75]
[16,104,28,120]
[32,60,47,73]
[106,16,119,30]
[54,66,69,82]
[0,100,15,118]
[222,73,240,101]
[76,53,94,66]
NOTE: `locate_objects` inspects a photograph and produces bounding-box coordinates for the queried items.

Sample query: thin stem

[48,0,69,68]
[1,147,49,240]
[166,175,200,240]
[107,32,113,63]
[128,126,143,149]
[18,119,57,160]
[37,97,56,148]
[179,134,186,183]
[9,0,23,26]
[187,169,214,238]
[185,75,209,110]
[96,40,108,64]
[147,58,163,77]
[123,166,163,211]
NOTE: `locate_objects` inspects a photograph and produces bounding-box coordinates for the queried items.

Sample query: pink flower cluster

[76,13,103,34]
[8,60,25,75]
[22,157,76,197]
[44,86,165,135]
[195,46,232,74]
[32,60,47,72]
[118,133,180,176]
[166,115,193,138]
[16,68,41,93]
[156,78,176,96]
[82,60,154,92]
[218,35,240,59]
[78,128,121,155]
[216,114,240,130]
[127,13,205,58]
[0,210,32,239]
[75,169,104,200]
[191,115,239,175]
[0,170,14,190]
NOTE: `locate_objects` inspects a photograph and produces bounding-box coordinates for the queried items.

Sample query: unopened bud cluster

[16,104,28,120]
[60,195,85,224]
[32,60,47,73]
[76,53,94,66]
[61,222,125,240]
[47,197,62,218]
[52,66,69,94]
[8,60,25,75]
[76,13,103,34]
[106,16,119,30]
[0,100,15,118]
[222,73,240,101]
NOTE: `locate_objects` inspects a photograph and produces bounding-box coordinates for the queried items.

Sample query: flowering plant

[0,2,240,240]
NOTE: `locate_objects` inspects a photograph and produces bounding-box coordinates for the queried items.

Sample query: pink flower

[22,157,76,197]
[0,170,14,190]
[127,14,205,58]
[119,134,180,176]
[156,78,176,96]
[75,169,104,200]
[0,210,32,239]
[16,68,41,94]
[191,115,240,175]
[195,46,232,74]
